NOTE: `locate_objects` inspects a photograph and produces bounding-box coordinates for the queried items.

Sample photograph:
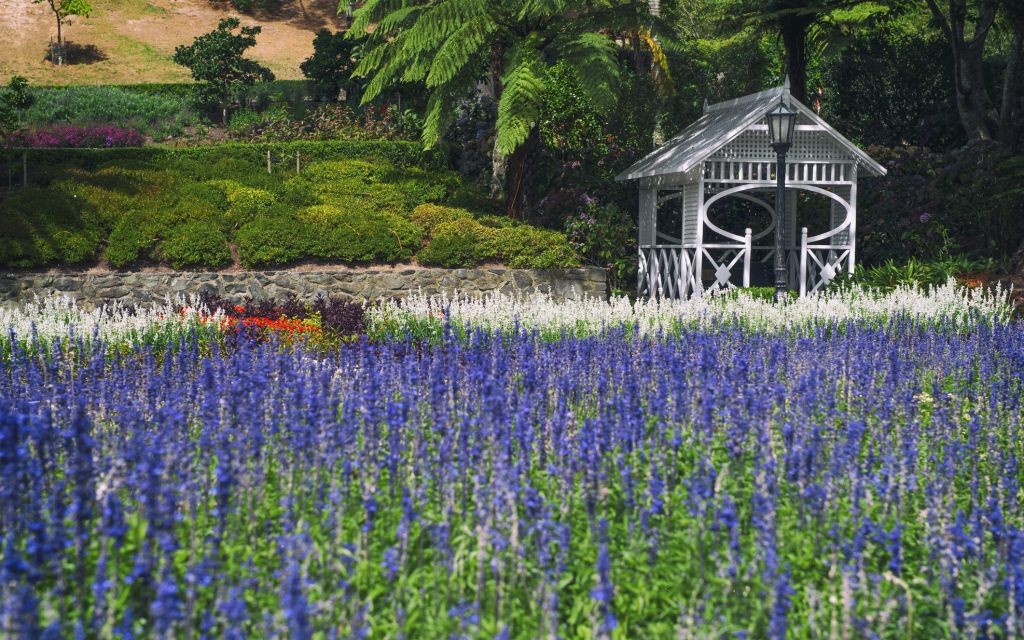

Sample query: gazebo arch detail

[616,80,886,298]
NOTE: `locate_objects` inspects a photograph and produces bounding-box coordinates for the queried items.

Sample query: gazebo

[616,79,886,298]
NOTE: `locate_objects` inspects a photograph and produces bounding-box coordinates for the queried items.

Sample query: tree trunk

[488,41,506,202]
[503,127,539,219]
[490,138,508,201]
[954,37,997,141]
[998,16,1024,147]
[1014,236,1024,273]
[779,13,812,104]
[925,0,999,142]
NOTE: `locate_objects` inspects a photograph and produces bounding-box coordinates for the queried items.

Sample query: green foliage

[227,0,290,12]
[301,29,364,103]
[173,18,275,123]
[350,0,644,155]
[105,213,160,267]
[564,202,636,292]
[416,218,496,267]
[235,214,309,267]
[0,188,101,266]
[859,144,1024,266]
[409,204,473,237]
[839,256,1006,291]
[33,0,92,48]
[21,85,198,139]
[487,224,580,269]
[159,220,232,269]
[819,21,962,150]
[299,205,422,263]
[0,77,35,133]
[0,144,564,270]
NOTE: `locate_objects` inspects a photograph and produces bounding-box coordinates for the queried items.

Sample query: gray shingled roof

[616,85,885,181]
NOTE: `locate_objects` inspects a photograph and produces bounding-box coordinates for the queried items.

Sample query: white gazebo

[616,80,886,298]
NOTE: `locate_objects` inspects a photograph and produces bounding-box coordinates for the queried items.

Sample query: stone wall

[0,267,607,308]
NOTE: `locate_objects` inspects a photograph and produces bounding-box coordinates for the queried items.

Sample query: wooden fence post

[267,149,272,174]
[295,150,300,175]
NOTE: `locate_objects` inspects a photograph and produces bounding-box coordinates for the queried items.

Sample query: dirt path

[1,0,347,85]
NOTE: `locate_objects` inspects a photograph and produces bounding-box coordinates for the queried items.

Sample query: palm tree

[348,0,674,217]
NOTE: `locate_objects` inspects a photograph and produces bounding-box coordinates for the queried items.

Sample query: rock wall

[0,267,607,308]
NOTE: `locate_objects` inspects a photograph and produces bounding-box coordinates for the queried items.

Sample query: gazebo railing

[639,229,752,299]
[798,226,852,296]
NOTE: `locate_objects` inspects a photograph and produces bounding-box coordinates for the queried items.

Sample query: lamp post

[767,99,798,303]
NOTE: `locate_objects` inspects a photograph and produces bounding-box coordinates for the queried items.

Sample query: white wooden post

[695,172,706,297]
[639,186,657,296]
[743,227,752,287]
[799,227,808,297]
[848,165,858,274]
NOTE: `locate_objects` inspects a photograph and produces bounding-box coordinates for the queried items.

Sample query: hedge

[0,140,447,172]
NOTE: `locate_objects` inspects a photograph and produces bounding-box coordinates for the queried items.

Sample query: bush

[0,188,101,266]
[301,29,363,103]
[4,124,145,148]
[225,187,276,227]
[105,213,160,267]
[488,225,579,269]
[410,204,473,237]
[300,205,421,263]
[565,202,636,291]
[859,143,1024,267]
[159,220,232,269]
[417,218,497,267]
[236,215,309,267]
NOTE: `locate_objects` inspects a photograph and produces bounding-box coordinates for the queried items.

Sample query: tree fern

[496,46,546,155]
[426,14,498,88]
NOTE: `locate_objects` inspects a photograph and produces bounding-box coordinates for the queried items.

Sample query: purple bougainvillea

[4,124,144,148]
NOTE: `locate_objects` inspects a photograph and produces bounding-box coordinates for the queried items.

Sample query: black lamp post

[767,99,798,303]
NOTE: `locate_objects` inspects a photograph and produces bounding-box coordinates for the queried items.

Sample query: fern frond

[517,0,570,21]
[426,13,498,88]
[495,48,546,155]
[402,0,488,54]
[348,0,407,36]
[373,5,425,36]
[553,32,619,112]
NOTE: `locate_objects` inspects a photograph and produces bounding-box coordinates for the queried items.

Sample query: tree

[300,29,364,103]
[922,0,1023,145]
[0,77,35,135]
[33,0,92,65]
[731,0,890,103]
[173,18,274,125]
[348,0,674,217]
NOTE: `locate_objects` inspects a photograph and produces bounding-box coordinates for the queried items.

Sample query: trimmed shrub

[488,226,579,269]
[300,205,421,263]
[236,214,309,267]
[226,187,276,226]
[409,204,473,238]
[417,218,497,268]
[159,220,232,269]
[105,213,161,267]
[0,188,101,266]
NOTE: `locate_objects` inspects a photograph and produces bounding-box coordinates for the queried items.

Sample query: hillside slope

[1,0,345,85]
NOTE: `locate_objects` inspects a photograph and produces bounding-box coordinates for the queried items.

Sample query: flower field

[1,286,1022,638]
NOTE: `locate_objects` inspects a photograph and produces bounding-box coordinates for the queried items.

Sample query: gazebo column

[638,185,657,295]
[784,192,798,288]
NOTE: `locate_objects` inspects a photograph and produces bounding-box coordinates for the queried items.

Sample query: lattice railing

[702,160,854,184]
[798,227,851,296]
[639,231,752,299]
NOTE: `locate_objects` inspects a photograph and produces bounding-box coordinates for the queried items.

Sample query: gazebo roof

[616,81,886,181]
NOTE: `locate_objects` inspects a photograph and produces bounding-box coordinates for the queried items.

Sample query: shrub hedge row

[0,144,578,271]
